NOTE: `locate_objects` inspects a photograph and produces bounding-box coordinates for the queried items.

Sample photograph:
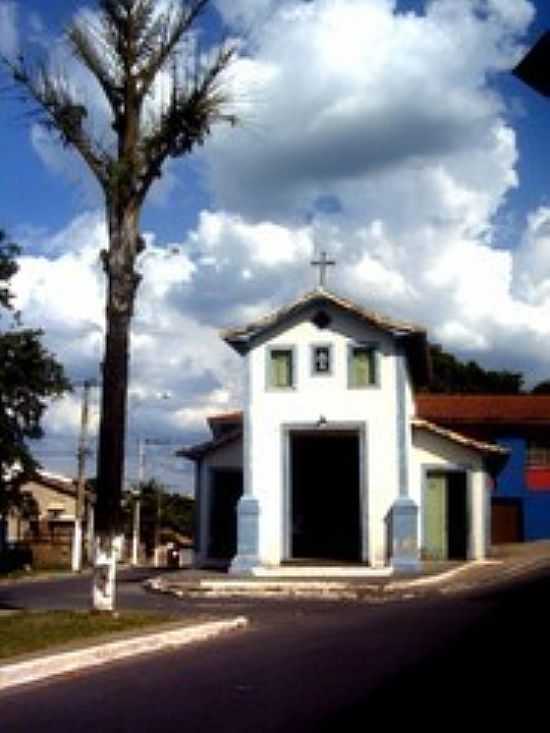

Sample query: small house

[1,471,94,569]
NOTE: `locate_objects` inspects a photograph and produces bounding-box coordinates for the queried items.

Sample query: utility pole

[143,437,172,568]
[154,479,162,568]
[131,438,145,566]
[72,379,93,572]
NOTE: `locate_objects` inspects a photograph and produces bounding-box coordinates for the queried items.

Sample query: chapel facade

[181,286,506,573]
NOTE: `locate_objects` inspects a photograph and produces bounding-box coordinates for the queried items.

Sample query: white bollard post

[71,518,83,572]
[92,537,116,612]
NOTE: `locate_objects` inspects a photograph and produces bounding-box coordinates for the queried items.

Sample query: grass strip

[0,610,181,661]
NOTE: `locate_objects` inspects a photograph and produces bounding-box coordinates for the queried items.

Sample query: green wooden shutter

[271,350,291,387]
[351,347,374,386]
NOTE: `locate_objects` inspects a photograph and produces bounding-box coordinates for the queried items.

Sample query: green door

[424,474,448,560]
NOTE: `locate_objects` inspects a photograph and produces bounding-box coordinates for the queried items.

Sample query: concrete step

[147,577,389,600]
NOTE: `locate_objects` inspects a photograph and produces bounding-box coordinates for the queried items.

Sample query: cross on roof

[311,251,335,288]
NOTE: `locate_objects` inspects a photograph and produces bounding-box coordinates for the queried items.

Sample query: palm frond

[0,54,112,188]
[67,20,124,115]
[137,42,236,200]
[136,0,209,100]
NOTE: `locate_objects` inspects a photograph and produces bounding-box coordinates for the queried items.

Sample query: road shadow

[314,569,550,730]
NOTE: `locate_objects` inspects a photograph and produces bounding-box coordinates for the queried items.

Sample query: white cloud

[513,207,550,306]
[204,0,531,221]
[18,0,536,232]
[11,211,243,458]
[13,0,550,480]
[0,1,18,59]
[486,0,535,30]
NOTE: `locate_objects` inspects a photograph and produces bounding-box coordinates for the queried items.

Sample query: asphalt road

[0,567,197,615]
[0,566,322,621]
[1,567,549,730]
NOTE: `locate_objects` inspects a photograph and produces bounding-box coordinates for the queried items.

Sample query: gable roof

[221,287,431,386]
[24,471,95,500]
[222,288,425,346]
[416,395,550,425]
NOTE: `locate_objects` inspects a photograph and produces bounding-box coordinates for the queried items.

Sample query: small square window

[349,344,377,387]
[269,348,294,388]
[312,345,332,375]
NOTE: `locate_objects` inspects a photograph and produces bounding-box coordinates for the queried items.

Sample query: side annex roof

[176,427,242,461]
[412,418,508,455]
[179,412,507,461]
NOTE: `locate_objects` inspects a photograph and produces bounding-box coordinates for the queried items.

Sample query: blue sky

[3,0,550,490]
[496,2,550,239]
[1,0,547,247]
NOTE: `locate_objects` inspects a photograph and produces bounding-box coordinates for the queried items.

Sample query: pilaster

[229,496,261,574]
[390,496,420,572]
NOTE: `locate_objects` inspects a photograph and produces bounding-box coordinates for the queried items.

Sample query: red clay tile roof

[176,427,242,460]
[416,395,550,425]
[207,411,244,427]
[412,418,508,455]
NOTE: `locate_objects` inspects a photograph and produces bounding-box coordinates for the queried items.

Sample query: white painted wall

[195,300,491,569]
[197,439,243,565]
[245,303,409,567]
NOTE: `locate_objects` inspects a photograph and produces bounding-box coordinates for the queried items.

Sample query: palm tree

[1,0,236,609]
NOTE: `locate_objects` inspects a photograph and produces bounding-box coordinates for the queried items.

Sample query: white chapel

[181,267,506,574]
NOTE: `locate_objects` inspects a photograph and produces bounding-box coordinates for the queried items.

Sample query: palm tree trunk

[93,202,140,611]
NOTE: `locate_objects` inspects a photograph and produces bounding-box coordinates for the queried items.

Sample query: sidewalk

[146,541,550,601]
[0,568,94,587]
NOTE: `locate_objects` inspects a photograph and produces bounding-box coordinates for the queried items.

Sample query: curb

[440,557,550,595]
[385,560,502,591]
[0,617,248,692]
[145,577,382,601]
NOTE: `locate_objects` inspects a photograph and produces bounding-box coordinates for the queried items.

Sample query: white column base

[71,519,83,572]
[92,538,117,612]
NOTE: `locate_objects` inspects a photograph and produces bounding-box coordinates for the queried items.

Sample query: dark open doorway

[447,472,468,559]
[208,469,243,562]
[290,431,361,563]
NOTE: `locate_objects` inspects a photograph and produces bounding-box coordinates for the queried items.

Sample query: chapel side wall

[247,304,408,567]
[411,430,488,559]
[196,440,243,565]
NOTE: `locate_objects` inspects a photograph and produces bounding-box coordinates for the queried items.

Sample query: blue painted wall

[493,435,550,540]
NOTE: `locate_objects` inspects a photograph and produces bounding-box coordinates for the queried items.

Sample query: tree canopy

[126,479,193,555]
[428,344,524,394]
[0,231,70,516]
